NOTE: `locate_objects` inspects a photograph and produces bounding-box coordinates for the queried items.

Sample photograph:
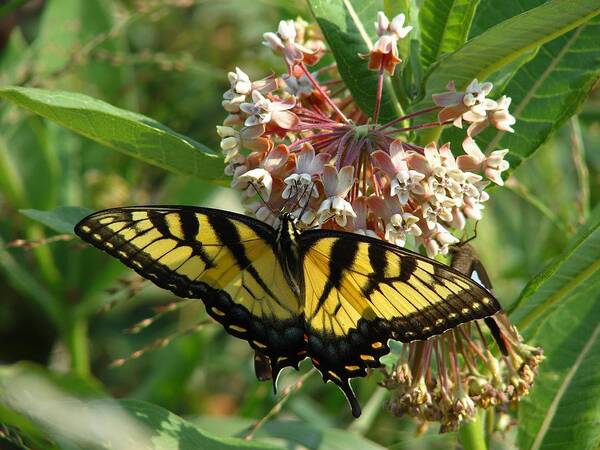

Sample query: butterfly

[75,205,501,417]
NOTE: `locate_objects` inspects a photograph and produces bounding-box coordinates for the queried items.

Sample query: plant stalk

[458,410,487,450]
[65,316,90,378]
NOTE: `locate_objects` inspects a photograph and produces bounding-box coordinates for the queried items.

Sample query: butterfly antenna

[296,181,315,222]
[249,182,277,215]
[279,179,300,214]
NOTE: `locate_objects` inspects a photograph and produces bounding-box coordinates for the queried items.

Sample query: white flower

[291,207,316,227]
[240,90,298,128]
[458,138,510,185]
[372,141,424,204]
[422,200,454,230]
[467,95,516,137]
[282,146,329,203]
[317,196,356,227]
[317,165,356,226]
[263,19,314,70]
[351,197,378,237]
[367,12,412,75]
[385,212,421,247]
[233,168,273,200]
[375,11,412,40]
[283,73,313,97]
[422,224,459,257]
[433,79,498,128]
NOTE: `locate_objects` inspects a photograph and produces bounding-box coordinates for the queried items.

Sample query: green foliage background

[0,1,598,449]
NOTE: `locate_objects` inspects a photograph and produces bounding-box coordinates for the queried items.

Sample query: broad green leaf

[469,0,544,38]
[509,207,600,450]
[20,207,93,235]
[120,400,281,450]
[309,0,402,122]
[419,0,480,71]
[417,0,600,109]
[0,362,103,449]
[516,278,600,450]
[196,416,386,450]
[0,365,280,450]
[0,86,226,181]
[479,17,600,167]
[510,204,600,333]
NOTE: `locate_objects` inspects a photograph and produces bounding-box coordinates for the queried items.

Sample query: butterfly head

[278,211,300,239]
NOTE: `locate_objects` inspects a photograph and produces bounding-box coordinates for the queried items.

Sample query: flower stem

[373,65,385,124]
[384,120,453,135]
[458,410,488,450]
[300,63,349,123]
[379,106,440,130]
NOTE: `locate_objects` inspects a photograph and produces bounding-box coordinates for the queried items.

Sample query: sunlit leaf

[196,416,386,450]
[0,87,226,182]
[416,0,600,108]
[120,400,281,450]
[478,17,600,168]
[419,0,480,71]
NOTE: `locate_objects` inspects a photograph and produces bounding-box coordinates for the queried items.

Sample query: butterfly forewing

[75,206,307,379]
[298,230,501,415]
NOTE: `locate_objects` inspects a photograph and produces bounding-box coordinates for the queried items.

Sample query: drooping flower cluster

[384,244,543,432]
[216,13,537,432]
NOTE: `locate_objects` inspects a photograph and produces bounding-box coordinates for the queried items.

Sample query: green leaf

[196,416,386,450]
[309,0,402,122]
[478,17,600,168]
[419,0,480,71]
[0,365,280,450]
[515,278,600,449]
[120,400,281,450]
[417,0,600,108]
[469,0,543,38]
[508,206,600,450]
[20,206,93,235]
[0,86,226,182]
[510,205,600,333]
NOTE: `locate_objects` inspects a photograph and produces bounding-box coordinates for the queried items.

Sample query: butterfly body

[76,205,501,417]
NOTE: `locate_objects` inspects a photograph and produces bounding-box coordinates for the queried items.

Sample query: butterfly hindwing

[299,230,501,415]
[75,206,307,383]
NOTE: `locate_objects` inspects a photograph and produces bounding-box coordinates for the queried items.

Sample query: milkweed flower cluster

[217,15,512,258]
[216,12,540,432]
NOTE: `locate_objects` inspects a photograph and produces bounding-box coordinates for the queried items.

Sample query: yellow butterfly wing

[299,230,501,416]
[75,206,307,380]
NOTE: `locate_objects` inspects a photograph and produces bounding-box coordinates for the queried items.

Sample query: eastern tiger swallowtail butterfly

[75,206,501,417]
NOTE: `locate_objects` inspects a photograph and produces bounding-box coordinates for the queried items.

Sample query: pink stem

[372,65,385,124]
[383,119,453,135]
[379,105,441,130]
[300,63,349,123]
[288,131,343,150]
